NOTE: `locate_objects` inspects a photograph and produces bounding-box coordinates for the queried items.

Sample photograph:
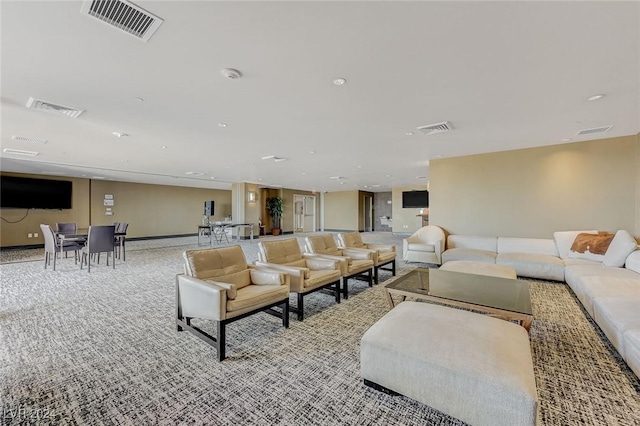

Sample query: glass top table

[385,267,533,331]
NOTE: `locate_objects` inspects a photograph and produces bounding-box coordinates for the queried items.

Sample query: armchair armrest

[306,257,339,271]
[306,253,350,275]
[342,248,373,260]
[255,261,310,278]
[249,268,288,286]
[366,243,396,253]
[176,274,226,321]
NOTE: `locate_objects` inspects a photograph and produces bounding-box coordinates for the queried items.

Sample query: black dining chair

[41,224,82,270]
[55,222,79,258]
[114,222,128,261]
[80,225,116,272]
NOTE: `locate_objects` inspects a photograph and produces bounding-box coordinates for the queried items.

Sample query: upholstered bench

[440,260,517,279]
[361,301,538,426]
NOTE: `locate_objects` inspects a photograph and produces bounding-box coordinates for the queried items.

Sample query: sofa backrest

[497,237,559,257]
[447,235,497,252]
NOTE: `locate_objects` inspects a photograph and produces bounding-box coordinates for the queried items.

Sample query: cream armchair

[305,234,374,299]
[176,245,290,361]
[255,238,342,321]
[403,225,446,265]
[337,232,396,284]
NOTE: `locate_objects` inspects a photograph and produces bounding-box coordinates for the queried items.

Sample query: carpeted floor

[1,232,639,425]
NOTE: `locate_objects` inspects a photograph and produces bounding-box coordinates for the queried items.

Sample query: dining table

[56,228,127,259]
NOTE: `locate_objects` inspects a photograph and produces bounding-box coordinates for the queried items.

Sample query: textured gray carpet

[1,232,639,425]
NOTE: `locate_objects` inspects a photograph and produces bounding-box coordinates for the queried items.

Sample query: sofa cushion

[496,253,565,281]
[447,235,497,252]
[564,264,640,297]
[440,261,517,279]
[553,230,598,259]
[407,243,435,253]
[623,329,640,378]
[442,248,497,264]
[593,297,640,359]
[626,250,640,273]
[603,230,638,268]
[497,237,559,257]
[576,277,640,317]
[568,232,614,262]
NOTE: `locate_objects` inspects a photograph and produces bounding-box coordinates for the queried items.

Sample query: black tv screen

[402,190,429,208]
[1,176,72,209]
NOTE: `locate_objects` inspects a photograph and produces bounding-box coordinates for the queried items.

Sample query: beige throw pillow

[603,230,639,268]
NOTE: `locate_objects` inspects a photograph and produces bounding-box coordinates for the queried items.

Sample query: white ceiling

[1,1,639,192]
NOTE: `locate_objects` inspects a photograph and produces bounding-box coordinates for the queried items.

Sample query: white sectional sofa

[440,230,640,379]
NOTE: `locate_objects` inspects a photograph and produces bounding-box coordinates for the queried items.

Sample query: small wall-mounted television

[402,190,429,208]
[0,176,72,209]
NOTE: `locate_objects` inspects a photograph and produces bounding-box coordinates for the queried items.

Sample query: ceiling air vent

[417,121,453,135]
[576,125,614,137]
[12,135,48,144]
[3,148,39,157]
[81,0,164,42]
[26,97,84,119]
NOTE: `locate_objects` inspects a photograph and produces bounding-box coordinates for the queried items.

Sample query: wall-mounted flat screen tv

[0,176,72,209]
[402,190,429,208]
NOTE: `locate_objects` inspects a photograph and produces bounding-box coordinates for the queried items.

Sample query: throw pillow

[625,250,640,273]
[603,230,639,267]
[568,232,615,262]
[553,230,598,259]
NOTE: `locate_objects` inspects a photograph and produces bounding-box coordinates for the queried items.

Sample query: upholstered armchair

[402,225,446,265]
[177,245,290,361]
[255,238,342,321]
[337,232,397,284]
[304,234,374,299]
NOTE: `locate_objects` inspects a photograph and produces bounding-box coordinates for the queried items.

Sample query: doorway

[364,194,373,232]
[294,194,316,233]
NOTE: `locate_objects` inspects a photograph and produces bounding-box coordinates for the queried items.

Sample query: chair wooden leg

[216,321,226,362]
[297,293,304,321]
[282,300,289,328]
[342,277,349,300]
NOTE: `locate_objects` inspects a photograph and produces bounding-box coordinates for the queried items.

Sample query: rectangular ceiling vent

[12,135,48,144]
[576,125,614,137]
[81,0,164,42]
[26,97,84,119]
[3,148,39,157]
[417,121,453,135]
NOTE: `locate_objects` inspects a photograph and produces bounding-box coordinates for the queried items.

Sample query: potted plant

[266,197,283,236]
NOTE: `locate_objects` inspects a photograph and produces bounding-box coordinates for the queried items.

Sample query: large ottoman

[440,260,517,279]
[361,301,538,426]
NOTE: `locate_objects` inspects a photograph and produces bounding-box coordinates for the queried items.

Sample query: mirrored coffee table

[385,267,533,331]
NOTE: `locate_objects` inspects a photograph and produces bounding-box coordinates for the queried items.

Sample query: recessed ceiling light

[210,176,217,180]
[92,176,106,179]
[587,94,605,101]
[416,176,427,179]
[301,172,306,175]
[185,171,205,176]
[561,138,572,142]
[309,151,316,154]
[161,146,167,149]
[218,123,227,127]
[221,68,242,79]
[112,132,129,138]
[42,171,67,175]
[133,97,144,102]
[333,78,347,86]
[405,132,414,136]
[340,181,345,185]
[436,155,443,158]
[329,176,344,180]
[386,174,392,178]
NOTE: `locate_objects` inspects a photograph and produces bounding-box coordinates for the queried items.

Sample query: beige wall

[324,190,359,231]
[0,173,232,247]
[392,186,429,234]
[429,135,640,238]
